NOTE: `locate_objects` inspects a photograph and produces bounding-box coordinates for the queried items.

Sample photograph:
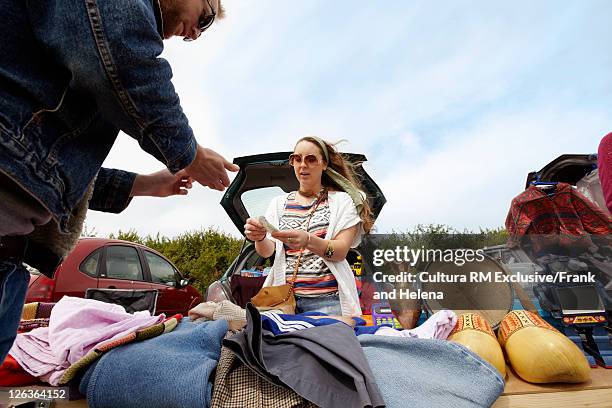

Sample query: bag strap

[287,189,327,290]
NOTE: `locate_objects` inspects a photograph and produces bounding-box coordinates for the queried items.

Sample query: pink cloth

[9,296,164,385]
[598,132,612,213]
[375,310,457,340]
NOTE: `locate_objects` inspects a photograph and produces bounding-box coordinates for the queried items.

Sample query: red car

[26,238,202,316]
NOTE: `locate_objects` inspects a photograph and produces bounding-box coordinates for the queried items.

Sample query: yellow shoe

[448,313,506,377]
[498,310,591,383]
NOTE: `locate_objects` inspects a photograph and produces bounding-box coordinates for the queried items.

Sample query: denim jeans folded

[80,318,228,408]
[359,335,505,408]
[296,292,342,315]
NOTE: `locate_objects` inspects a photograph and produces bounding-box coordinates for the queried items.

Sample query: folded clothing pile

[79,318,228,408]
[211,343,318,408]
[224,304,385,408]
[10,296,164,385]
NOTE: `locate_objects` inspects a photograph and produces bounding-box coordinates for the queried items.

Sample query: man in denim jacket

[0,0,238,363]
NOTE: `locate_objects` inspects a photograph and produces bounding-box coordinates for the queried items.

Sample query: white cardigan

[261,191,363,316]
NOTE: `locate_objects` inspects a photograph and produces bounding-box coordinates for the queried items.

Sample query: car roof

[78,238,165,256]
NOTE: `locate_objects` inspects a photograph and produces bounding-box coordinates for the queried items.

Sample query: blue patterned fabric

[261,311,384,336]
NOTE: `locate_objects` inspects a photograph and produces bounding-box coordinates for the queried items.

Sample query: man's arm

[129,168,193,197]
[29,0,238,186]
[89,168,137,213]
[89,167,193,213]
[29,0,195,171]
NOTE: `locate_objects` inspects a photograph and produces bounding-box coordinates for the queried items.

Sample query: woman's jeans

[0,260,29,364]
[295,292,342,315]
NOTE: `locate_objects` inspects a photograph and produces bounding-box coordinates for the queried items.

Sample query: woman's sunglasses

[183,0,216,42]
[289,154,323,166]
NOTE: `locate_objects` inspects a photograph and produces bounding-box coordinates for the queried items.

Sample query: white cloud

[375,105,611,232]
[399,130,422,152]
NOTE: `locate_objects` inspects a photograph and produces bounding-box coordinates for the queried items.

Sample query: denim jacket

[0,0,196,232]
[90,168,137,213]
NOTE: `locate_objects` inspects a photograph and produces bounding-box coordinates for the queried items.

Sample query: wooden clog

[448,313,506,377]
[498,310,591,383]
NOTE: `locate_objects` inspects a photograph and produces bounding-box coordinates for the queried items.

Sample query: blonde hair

[217,1,226,19]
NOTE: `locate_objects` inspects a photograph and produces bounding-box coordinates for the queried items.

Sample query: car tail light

[205,281,229,303]
[27,275,55,302]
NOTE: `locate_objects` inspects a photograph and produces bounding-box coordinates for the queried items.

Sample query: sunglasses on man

[288,154,324,167]
[183,0,216,42]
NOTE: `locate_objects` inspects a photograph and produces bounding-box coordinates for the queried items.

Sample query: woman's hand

[271,229,309,250]
[278,225,358,261]
[245,218,267,242]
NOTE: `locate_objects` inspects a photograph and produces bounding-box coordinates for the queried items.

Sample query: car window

[241,250,272,272]
[145,251,177,286]
[80,249,101,277]
[105,246,144,281]
[241,186,286,218]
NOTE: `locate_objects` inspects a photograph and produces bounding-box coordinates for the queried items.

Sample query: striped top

[280,191,338,297]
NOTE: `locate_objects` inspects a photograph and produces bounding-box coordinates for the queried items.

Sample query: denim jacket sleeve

[28,0,197,173]
[89,168,137,213]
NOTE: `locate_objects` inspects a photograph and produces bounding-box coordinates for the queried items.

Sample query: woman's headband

[308,136,330,163]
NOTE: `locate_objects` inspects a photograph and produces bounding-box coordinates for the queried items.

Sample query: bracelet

[255,236,266,242]
[324,240,335,258]
[306,232,312,248]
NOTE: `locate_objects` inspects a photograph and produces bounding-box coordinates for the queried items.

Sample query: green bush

[106,224,508,295]
[386,224,508,250]
[109,228,243,294]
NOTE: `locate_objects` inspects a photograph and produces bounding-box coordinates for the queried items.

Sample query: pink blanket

[10,296,163,385]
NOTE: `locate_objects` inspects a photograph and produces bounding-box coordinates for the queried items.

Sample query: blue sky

[86,0,612,237]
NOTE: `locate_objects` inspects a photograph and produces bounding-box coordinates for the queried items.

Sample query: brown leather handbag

[251,190,325,315]
[250,279,297,315]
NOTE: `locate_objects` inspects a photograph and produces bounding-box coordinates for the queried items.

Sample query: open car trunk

[525,153,607,212]
[212,152,386,309]
[521,153,612,296]
[220,152,386,234]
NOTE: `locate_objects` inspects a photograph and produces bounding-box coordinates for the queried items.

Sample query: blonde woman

[245,136,373,316]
